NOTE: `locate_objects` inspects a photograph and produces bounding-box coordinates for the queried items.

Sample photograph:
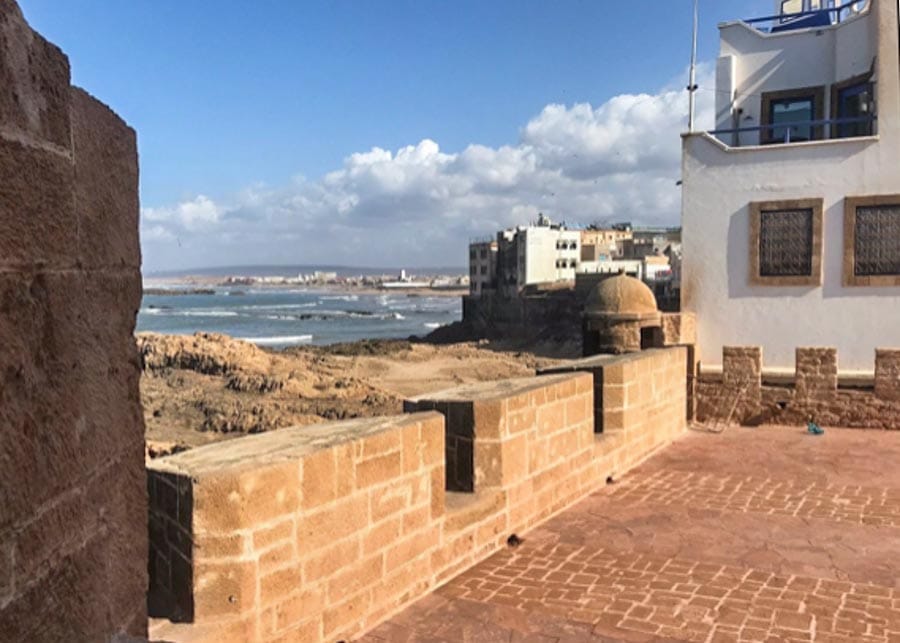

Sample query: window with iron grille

[854,204,900,276]
[758,208,814,276]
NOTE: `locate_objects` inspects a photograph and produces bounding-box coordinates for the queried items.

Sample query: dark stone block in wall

[0,3,72,149]
[0,137,76,270]
[71,88,141,270]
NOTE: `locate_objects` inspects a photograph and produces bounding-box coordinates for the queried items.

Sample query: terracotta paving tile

[359,427,900,642]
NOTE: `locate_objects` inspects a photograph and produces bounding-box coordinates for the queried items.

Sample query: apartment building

[682,0,900,369]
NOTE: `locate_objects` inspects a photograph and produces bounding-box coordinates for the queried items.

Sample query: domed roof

[585,273,658,317]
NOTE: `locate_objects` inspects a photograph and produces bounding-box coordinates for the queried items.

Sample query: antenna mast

[687,0,699,132]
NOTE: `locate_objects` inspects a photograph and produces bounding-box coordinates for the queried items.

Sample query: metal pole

[687,0,699,132]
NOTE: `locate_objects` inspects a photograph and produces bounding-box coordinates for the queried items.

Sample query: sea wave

[320,294,359,301]
[240,334,314,346]
[175,310,239,317]
[423,322,445,329]
[240,303,318,310]
[141,308,239,317]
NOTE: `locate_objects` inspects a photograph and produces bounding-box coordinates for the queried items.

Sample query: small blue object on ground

[807,421,824,435]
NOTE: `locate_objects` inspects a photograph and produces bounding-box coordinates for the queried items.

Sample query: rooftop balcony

[739,0,869,34]
[708,114,877,147]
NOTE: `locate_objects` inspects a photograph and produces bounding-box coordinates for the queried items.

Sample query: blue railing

[708,115,876,145]
[742,0,868,33]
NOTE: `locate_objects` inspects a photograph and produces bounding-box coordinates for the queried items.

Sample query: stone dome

[585,273,658,317]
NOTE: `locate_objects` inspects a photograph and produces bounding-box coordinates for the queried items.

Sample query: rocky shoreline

[140,332,572,458]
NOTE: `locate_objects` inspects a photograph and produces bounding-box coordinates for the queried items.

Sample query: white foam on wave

[176,310,239,317]
[320,294,359,301]
[240,334,313,346]
[423,322,445,329]
[241,302,317,310]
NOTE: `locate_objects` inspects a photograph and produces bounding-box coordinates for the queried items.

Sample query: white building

[578,256,673,282]
[477,214,581,295]
[682,0,900,370]
[516,224,581,286]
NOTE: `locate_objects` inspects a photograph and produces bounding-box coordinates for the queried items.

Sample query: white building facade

[516,225,581,286]
[682,0,900,370]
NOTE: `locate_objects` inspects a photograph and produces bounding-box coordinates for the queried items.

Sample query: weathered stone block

[0,3,72,149]
[300,448,337,509]
[0,137,75,270]
[0,537,115,642]
[723,345,763,422]
[193,461,301,533]
[194,559,257,619]
[875,349,900,401]
[795,347,838,400]
[327,554,384,604]
[272,588,326,633]
[259,564,302,608]
[370,481,410,521]
[296,494,368,551]
[303,537,360,583]
[199,532,248,559]
[356,451,402,488]
[71,87,141,269]
[723,346,762,385]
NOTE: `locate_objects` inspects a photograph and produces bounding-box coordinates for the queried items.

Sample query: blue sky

[19,0,769,271]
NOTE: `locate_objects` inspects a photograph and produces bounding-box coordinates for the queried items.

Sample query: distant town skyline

[19,0,770,271]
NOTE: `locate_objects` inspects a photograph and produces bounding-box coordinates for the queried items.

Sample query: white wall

[522,227,580,284]
[579,259,644,279]
[683,0,900,371]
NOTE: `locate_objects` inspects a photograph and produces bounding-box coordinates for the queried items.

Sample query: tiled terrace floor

[361,426,900,642]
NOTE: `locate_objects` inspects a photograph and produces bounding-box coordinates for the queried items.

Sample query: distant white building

[470,214,581,296]
[578,256,673,282]
[682,0,900,370]
[517,223,581,286]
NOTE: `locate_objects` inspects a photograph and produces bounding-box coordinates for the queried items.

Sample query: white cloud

[140,68,714,271]
[143,195,222,231]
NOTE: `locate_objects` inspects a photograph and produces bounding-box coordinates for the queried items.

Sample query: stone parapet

[149,413,445,642]
[796,347,838,400]
[875,349,900,401]
[150,354,689,642]
[406,373,595,537]
[697,346,900,429]
[539,348,688,443]
[721,346,763,422]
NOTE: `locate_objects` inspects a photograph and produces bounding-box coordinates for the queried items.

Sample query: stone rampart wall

[460,289,582,343]
[539,348,689,464]
[148,349,688,642]
[0,3,146,640]
[697,345,900,428]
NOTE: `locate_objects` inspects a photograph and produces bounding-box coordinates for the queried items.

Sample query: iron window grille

[854,204,900,276]
[759,208,814,276]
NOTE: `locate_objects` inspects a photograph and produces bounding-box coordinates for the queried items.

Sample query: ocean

[137,286,462,347]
